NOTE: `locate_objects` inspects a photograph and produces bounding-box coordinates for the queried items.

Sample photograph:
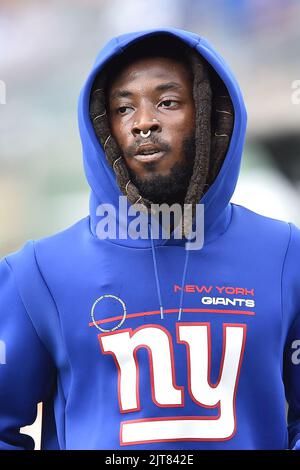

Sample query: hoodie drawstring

[149,224,164,320]
[177,248,190,321]
[148,222,190,321]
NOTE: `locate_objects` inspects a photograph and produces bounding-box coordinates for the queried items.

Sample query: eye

[159,99,179,109]
[115,105,133,116]
[117,106,132,115]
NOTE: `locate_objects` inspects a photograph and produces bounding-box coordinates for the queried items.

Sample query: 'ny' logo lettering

[99,322,246,445]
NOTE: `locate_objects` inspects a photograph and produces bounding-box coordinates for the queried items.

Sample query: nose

[132,112,162,137]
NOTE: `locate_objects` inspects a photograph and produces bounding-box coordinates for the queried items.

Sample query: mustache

[124,136,171,158]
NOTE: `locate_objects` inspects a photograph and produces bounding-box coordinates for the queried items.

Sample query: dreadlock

[89,34,234,233]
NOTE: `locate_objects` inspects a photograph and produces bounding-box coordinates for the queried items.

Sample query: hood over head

[78,28,247,248]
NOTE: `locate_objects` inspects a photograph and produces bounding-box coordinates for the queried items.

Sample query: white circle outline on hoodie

[91,294,127,332]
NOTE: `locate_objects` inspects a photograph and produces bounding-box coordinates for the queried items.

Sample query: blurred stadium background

[0,0,300,449]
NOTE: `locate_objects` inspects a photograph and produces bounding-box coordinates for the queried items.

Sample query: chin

[141,167,173,179]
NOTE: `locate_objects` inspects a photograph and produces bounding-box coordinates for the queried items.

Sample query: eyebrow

[110,81,183,100]
[155,81,183,92]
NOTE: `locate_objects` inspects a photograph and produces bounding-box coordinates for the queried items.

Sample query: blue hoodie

[0,28,300,450]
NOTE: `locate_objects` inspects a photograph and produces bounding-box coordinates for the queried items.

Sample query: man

[0,28,299,450]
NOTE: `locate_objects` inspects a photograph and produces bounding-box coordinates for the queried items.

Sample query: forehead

[109,56,192,94]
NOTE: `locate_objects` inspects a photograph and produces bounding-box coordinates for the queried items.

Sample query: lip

[133,150,166,163]
[135,143,162,154]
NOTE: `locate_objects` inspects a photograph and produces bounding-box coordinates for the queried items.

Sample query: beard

[129,134,195,206]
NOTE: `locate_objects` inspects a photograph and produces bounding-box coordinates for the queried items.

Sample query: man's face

[107,56,196,204]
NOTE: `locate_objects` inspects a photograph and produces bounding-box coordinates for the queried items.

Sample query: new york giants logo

[99,322,247,445]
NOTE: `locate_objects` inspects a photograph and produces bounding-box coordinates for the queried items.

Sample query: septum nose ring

[140,129,151,138]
